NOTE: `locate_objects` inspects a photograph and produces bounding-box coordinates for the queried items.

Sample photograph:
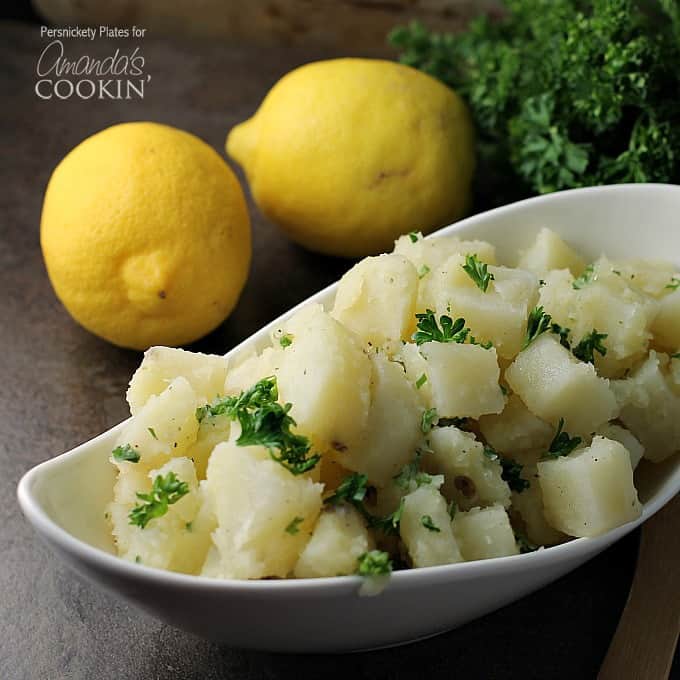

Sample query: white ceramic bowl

[18,184,680,653]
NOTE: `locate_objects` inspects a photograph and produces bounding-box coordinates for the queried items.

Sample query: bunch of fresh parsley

[390,1,680,202]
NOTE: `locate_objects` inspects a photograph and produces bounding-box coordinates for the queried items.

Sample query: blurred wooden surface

[598,496,680,680]
[32,0,502,51]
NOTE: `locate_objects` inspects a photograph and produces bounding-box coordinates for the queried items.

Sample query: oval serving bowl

[18,184,680,653]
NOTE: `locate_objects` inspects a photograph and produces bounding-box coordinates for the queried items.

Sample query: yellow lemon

[41,122,251,350]
[227,58,475,258]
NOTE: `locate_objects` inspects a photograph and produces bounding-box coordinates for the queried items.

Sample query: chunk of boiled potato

[595,423,644,469]
[273,304,371,454]
[400,485,463,567]
[109,457,213,573]
[479,394,553,458]
[611,351,680,462]
[114,377,200,468]
[293,505,373,578]
[423,426,511,510]
[652,288,680,351]
[203,440,323,579]
[517,228,586,277]
[452,505,519,560]
[538,436,641,537]
[506,335,618,435]
[421,255,539,359]
[186,413,231,480]
[331,253,418,349]
[608,259,679,298]
[509,466,565,546]
[394,232,497,272]
[223,347,277,395]
[336,353,422,487]
[539,261,657,377]
[127,347,229,415]
[415,341,505,418]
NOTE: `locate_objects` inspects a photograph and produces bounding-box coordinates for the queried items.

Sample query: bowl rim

[17,182,680,594]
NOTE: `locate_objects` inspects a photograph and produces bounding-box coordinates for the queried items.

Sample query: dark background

[0,6,672,679]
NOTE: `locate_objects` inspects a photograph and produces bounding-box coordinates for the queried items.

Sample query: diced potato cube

[397,341,432,402]
[452,505,519,560]
[203,440,323,579]
[539,260,657,377]
[506,335,618,435]
[273,304,371,454]
[652,288,680,351]
[509,466,565,546]
[186,413,231,480]
[422,255,539,359]
[337,353,422,487]
[611,351,680,462]
[595,423,644,469]
[479,394,553,457]
[331,253,418,348]
[400,485,463,567]
[223,347,277,395]
[538,436,641,537]
[609,259,679,298]
[423,426,511,510]
[109,457,212,574]
[517,228,586,276]
[293,505,373,578]
[114,377,200,468]
[418,341,505,418]
[394,233,497,272]
[127,347,228,415]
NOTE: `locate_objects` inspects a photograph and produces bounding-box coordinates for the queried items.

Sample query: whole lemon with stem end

[227,58,475,258]
[41,122,251,350]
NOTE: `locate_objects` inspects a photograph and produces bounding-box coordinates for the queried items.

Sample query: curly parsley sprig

[544,418,582,459]
[462,253,495,292]
[129,472,189,529]
[196,377,320,475]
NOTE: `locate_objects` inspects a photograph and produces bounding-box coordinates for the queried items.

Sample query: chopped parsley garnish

[483,446,528,493]
[370,498,405,535]
[672,353,680,360]
[112,444,140,464]
[421,407,438,433]
[285,516,304,535]
[544,418,582,459]
[462,253,495,292]
[447,500,458,519]
[185,521,193,532]
[551,322,571,350]
[666,277,679,291]
[325,472,369,506]
[415,373,428,389]
[393,452,440,490]
[418,264,431,279]
[279,334,293,348]
[129,471,189,529]
[572,264,595,290]
[135,555,141,564]
[196,377,320,475]
[421,514,441,532]
[572,329,608,364]
[326,472,404,535]
[515,532,539,554]
[357,550,392,576]
[147,427,158,440]
[408,231,420,243]
[523,306,552,349]
[413,309,469,345]
[501,459,529,493]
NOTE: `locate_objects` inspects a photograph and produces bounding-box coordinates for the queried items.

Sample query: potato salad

[107,228,680,580]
